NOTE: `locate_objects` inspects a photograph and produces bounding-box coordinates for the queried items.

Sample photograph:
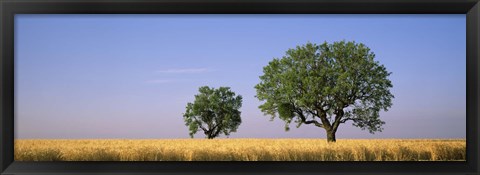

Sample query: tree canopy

[183,86,243,139]
[255,41,394,142]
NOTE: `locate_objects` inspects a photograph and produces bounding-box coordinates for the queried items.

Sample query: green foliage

[183,86,243,139]
[255,41,394,136]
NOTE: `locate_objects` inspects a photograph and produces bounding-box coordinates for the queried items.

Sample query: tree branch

[340,117,361,123]
[294,109,323,128]
[306,109,318,117]
[332,109,344,132]
[316,110,332,130]
[194,118,208,132]
[212,125,222,138]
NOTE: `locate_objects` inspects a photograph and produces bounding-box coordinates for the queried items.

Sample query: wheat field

[14,139,465,161]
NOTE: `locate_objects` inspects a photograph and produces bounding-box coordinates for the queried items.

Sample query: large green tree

[183,86,243,139]
[255,41,394,142]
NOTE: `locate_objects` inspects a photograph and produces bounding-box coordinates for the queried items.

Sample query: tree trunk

[205,130,215,139]
[326,130,336,142]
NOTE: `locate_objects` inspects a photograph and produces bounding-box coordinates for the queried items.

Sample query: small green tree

[183,86,243,139]
[255,41,394,142]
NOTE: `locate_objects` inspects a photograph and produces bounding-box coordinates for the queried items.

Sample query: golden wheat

[14,139,465,161]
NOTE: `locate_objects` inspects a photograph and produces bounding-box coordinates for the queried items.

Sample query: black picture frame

[1,0,479,175]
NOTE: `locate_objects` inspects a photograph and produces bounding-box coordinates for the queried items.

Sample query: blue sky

[15,14,466,139]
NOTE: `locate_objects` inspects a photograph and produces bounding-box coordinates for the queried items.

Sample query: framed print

[1,0,479,174]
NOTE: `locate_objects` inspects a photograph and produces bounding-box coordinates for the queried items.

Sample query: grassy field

[14,139,465,161]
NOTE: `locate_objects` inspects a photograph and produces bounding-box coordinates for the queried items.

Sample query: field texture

[15,139,465,161]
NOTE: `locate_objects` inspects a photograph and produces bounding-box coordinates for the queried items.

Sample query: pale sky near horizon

[15,14,466,139]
